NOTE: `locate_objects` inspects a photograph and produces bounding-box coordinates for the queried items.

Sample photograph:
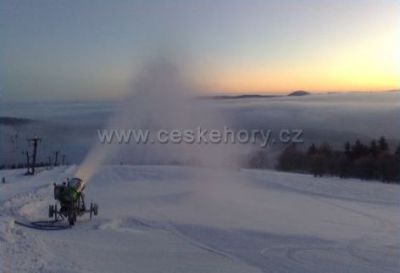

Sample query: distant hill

[211,94,280,100]
[204,91,312,100]
[288,90,310,96]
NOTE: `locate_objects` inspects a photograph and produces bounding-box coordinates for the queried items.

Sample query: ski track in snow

[0,165,399,273]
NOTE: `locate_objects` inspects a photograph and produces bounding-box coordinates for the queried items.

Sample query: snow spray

[75,58,244,186]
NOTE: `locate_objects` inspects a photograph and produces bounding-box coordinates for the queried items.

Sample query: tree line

[276,137,400,183]
[0,161,55,170]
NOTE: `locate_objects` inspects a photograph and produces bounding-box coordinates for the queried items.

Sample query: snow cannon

[49,177,98,226]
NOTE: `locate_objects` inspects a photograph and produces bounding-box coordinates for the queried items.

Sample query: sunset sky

[1,0,399,100]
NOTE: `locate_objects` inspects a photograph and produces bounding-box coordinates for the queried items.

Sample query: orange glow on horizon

[197,11,399,94]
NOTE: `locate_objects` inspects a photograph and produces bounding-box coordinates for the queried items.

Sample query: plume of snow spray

[75,58,243,187]
[76,59,188,182]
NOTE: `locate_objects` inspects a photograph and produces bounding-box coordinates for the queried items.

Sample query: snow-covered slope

[1,166,399,273]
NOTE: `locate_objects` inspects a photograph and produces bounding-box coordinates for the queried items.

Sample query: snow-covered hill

[1,166,399,273]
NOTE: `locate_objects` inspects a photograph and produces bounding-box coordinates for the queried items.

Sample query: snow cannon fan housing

[50,177,98,226]
[54,177,84,202]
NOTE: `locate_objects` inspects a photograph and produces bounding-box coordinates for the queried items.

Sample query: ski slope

[1,165,399,273]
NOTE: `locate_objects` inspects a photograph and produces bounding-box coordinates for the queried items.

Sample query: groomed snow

[1,165,399,273]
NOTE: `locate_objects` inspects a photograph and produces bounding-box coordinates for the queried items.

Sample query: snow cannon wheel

[89,203,98,219]
[68,213,76,226]
[49,204,59,220]
[93,204,98,216]
[54,204,58,220]
[49,205,54,218]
